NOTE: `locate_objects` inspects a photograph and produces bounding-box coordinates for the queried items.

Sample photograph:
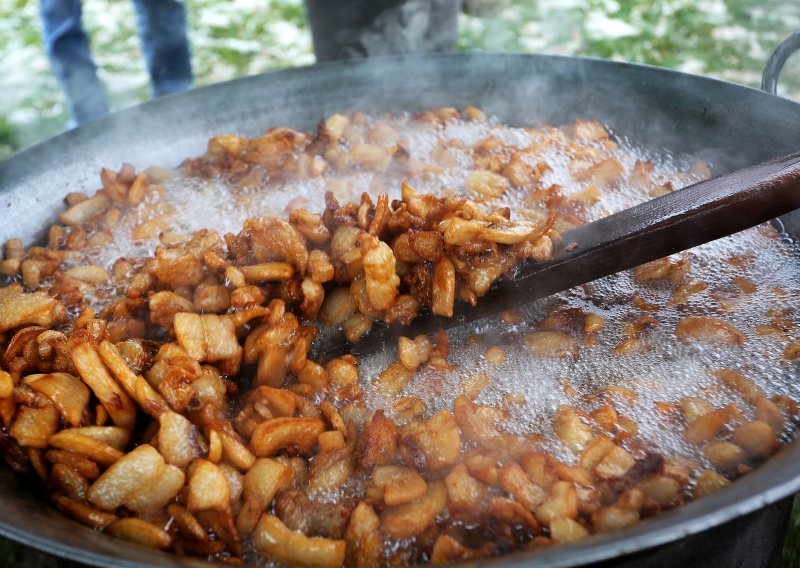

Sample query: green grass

[1,0,799,161]
[786,497,800,567]
[0,117,16,160]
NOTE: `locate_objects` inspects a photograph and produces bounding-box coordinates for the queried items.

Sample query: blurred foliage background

[0,0,800,564]
[1,0,799,160]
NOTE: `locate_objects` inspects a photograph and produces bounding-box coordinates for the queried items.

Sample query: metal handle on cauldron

[762,32,800,94]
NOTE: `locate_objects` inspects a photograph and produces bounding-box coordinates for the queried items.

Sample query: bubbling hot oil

[365,242,800,468]
[74,114,800,468]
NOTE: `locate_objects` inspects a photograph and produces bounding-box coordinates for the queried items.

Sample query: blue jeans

[40,0,193,125]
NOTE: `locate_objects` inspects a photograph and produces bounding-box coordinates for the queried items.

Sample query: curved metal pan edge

[4,52,800,243]
[1,52,799,567]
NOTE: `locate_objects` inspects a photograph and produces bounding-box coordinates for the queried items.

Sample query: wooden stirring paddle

[320,151,800,356]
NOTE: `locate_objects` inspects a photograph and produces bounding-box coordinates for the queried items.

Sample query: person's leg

[131,0,193,97]
[40,0,108,125]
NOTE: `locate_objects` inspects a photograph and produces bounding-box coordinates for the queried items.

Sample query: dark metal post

[304,0,461,62]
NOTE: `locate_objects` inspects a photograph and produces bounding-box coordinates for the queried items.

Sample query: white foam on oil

[350,119,800,465]
[364,221,800,466]
[57,113,800,466]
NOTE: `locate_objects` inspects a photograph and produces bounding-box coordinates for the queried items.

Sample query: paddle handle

[511,150,800,300]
